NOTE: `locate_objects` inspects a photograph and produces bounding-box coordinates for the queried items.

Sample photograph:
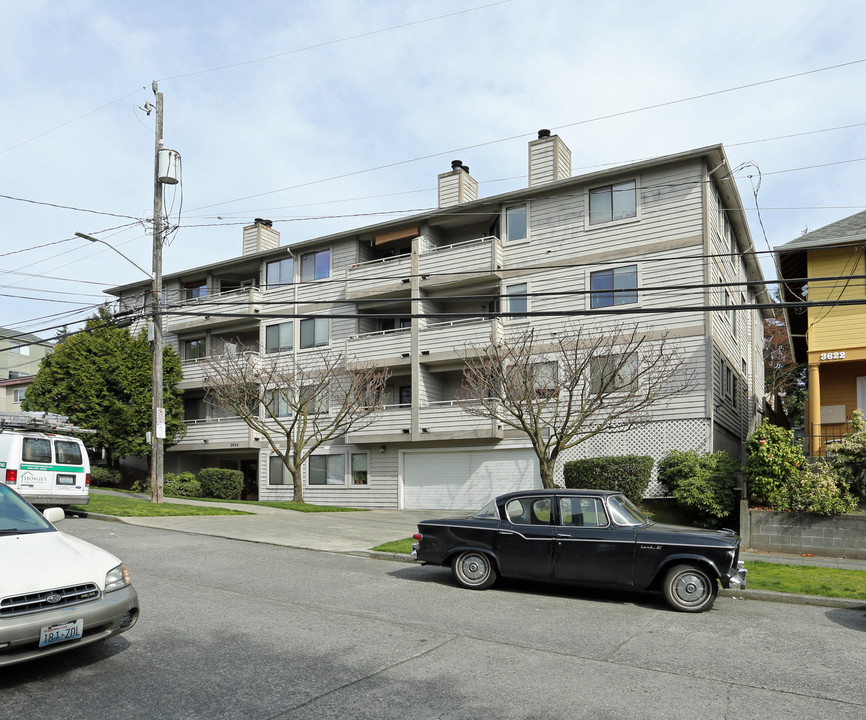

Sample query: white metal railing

[179,416,251,443]
[419,235,501,278]
[421,235,497,255]
[420,317,496,354]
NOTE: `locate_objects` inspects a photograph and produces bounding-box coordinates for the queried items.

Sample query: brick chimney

[528,129,571,186]
[438,160,478,208]
[243,218,280,255]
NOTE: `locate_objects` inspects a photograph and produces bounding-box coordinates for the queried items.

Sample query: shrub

[197,467,243,500]
[657,450,738,527]
[827,409,866,499]
[744,419,857,516]
[89,466,122,488]
[743,419,804,506]
[131,478,151,493]
[164,471,202,498]
[562,455,653,504]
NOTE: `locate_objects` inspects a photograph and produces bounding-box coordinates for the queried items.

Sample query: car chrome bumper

[411,542,419,561]
[727,561,747,589]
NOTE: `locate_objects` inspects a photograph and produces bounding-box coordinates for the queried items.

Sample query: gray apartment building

[108,132,770,510]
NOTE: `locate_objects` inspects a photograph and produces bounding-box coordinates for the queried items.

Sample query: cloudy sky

[2,0,864,342]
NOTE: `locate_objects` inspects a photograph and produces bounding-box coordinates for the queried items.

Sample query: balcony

[179,351,259,389]
[346,405,412,444]
[418,401,502,440]
[174,417,258,451]
[345,255,412,300]
[419,235,502,289]
[346,328,411,367]
[165,288,262,333]
[419,317,498,362]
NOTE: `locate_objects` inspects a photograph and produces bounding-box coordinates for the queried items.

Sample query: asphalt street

[2,519,864,720]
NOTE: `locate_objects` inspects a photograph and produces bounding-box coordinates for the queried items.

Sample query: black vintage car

[412,489,746,612]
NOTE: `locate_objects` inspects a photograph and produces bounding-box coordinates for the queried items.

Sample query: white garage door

[403,448,541,510]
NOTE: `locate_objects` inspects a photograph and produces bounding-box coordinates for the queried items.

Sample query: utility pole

[151,80,165,503]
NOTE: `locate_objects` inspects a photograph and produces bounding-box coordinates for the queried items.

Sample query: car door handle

[556,534,572,539]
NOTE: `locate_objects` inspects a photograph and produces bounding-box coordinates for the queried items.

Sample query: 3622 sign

[820,351,846,360]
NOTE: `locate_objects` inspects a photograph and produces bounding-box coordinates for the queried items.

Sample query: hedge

[562,455,654,504]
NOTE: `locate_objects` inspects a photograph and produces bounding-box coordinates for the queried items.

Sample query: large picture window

[184,338,207,360]
[589,180,637,225]
[265,322,293,353]
[300,318,329,348]
[590,266,638,308]
[300,249,330,282]
[309,454,345,485]
[269,456,290,485]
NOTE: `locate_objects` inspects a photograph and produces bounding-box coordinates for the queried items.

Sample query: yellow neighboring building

[776,210,866,454]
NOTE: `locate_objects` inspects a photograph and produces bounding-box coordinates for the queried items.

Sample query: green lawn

[746,561,866,600]
[371,538,416,553]
[70,494,251,517]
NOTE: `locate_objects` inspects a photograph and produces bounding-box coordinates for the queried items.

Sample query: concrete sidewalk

[78,490,866,609]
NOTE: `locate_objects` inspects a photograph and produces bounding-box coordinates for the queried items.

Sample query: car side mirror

[43,507,65,524]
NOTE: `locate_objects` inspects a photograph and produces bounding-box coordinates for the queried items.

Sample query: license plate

[39,619,83,647]
[56,474,76,485]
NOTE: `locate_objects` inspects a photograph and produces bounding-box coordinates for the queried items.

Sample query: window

[531,361,558,398]
[505,205,527,242]
[269,455,290,485]
[22,438,51,463]
[266,258,294,288]
[398,385,412,407]
[505,283,528,318]
[265,322,293,353]
[300,249,330,282]
[588,180,636,224]
[184,338,207,360]
[309,454,345,485]
[183,280,207,301]
[266,389,292,417]
[55,441,83,465]
[299,385,327,415]
[12,388,26,403]
[590,266,638,308]
[184,396,207,421]
[9,344,29,355]
[590,354,638,395]
[559,497,608,528]
[300,318,329,349]
[351,453,368,485]
[504,496,552,525]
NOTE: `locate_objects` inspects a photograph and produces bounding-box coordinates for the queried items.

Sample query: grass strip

[69,494,251,517]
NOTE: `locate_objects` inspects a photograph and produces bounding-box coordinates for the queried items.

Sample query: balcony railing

[418,400,500,436]
[165,288,262,332]
[345,254,412,297]
[346,327,411,364]
[420,317,497,357]
[180,350,259,386]
[419,235,501,286]
[177,416,253,446]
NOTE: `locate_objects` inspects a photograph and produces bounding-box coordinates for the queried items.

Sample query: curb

[719,587,866,610]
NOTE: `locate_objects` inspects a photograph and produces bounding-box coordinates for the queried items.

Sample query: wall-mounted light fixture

[379,445,386,453]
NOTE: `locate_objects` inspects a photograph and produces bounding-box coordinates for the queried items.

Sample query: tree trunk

[539,456,556,489]
[291,467,304,504]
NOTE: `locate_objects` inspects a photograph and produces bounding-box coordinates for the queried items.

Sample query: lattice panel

[555,419,711,497]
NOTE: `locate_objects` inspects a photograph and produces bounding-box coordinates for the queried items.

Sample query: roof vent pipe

[451,159,463,170]
[538,129,551,139]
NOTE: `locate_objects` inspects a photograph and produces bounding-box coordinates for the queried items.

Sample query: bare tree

[458,323,694,488]
[201,347,390,502]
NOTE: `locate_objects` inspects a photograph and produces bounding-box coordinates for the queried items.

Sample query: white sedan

[0,483,139,667]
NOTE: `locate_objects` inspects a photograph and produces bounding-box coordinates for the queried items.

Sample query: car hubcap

[675,572,706,604]
[461,555,487,583]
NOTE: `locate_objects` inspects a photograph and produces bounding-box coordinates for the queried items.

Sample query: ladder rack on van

[0,411,97,435]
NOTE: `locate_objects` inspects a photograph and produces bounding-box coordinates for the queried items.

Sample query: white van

[0,414,91,507]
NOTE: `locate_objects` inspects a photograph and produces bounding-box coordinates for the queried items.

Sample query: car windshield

[0,484,55,535]
[606,494,649,527]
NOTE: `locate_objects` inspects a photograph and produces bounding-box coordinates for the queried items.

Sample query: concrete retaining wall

[745,509,866,560]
